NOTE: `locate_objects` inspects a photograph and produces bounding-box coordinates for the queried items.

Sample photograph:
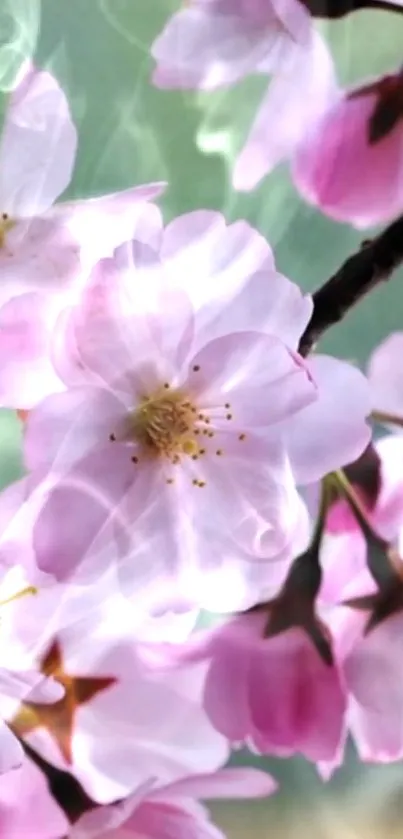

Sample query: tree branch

[298,213,403,357]
[304,0,403,17]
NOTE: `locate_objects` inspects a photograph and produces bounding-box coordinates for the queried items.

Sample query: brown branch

[298,212,403,357]
[303,0,403,17]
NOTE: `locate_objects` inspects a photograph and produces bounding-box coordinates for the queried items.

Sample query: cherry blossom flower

[319,435,403,763]
[0,755,68,838]
[0,61,164,409]
[233,29,339,191]
[72,768,276,839]
[292,68,403,228]
[21,212,370,611]
[151,0,339,197]
[151,0,312,91]
[8,595,228,803]
[144,609,347,764]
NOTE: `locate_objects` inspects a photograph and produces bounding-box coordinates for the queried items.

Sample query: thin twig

[305,0,403,17]
[299,213,403,357]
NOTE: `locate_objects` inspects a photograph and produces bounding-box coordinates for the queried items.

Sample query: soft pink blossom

[11,605,228,804]
[292,69,403,227]
[150,610,347,764]
[0,62,164,409]
[151,0,312,91]
[319,435,403,762]
[0,755,68,838]
[21,212,370,611]
[323,560,403,764]
[72,768,276,839]
[152,1,339,197]
[233,29,339,191]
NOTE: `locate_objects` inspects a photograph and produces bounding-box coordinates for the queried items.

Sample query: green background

[1,1,403,835]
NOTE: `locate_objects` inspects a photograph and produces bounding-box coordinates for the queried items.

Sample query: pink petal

[368,332,403,417]
[373,435,403,537]
[344,614,403,761]
[63,643,228,803]
[204,625,252,742]
[70,782,154,839]
[157,767,277,800]
[52,186,165,271]
[198,269,313,352]
[24,386,127,474]
[319,532,369,605]
[0,63,77,216]
[129,799,224,839]
[187,332,316,426]
[249,630,346,761]
[293,80,403,227]
[0,756,68,836]
[0,478,37,572]
[233,30,339,190]
[0,214,84,308]
[0,724,23,774]
[160,210,311,357]
[0,292,64,409]
[162,211,276,303]
[283,355,371,484]
[151,1,291,91]
[60,241,193,391]
[32,446,153,583]
[178,430,307,562]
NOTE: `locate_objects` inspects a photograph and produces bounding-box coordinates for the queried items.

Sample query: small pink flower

[151,0,312,91]
[326,567,403,764]
[233,29,338,191]
[22,212,370,611]
[0,62,164,409]
[152,0,339,198]
[319,435,403,763]
[72,768,276,839]
[292,69,403,227]
[10,605,228,804]
[155,610,346,763]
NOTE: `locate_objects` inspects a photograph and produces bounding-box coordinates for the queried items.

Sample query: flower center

[109,374,246,488]
[0,212,14,248]
[130,387,199,460]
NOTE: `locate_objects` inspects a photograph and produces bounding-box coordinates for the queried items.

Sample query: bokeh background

[1,1,403,835]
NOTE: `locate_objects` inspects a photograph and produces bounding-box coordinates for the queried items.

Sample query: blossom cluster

[0,1,402,837]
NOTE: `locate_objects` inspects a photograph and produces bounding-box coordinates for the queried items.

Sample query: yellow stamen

[0,585,37,608]
[129,387,200,463]
[0,213,15,248]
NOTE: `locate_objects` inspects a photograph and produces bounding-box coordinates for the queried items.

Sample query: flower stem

[330,469,389,553]
[371,409,403,429]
